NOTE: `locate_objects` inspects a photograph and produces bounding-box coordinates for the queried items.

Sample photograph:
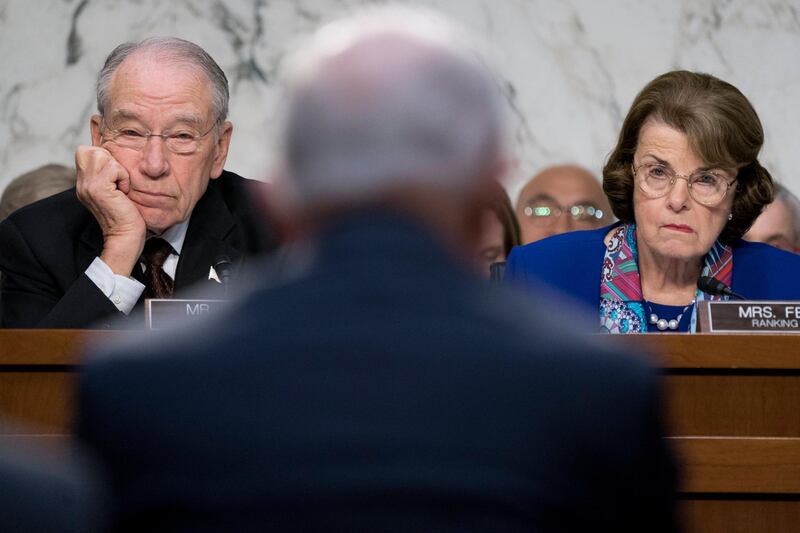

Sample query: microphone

[214,254,234,298]
[697,276,746,300]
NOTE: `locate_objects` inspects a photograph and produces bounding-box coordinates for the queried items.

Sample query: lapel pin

[208,265,221,283]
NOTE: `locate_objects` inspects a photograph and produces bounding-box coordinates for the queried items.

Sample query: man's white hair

[281,5,504,207]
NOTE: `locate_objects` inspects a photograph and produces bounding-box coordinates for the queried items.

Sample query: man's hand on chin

[76,145,146,276]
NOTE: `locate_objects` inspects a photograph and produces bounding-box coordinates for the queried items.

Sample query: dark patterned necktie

[141,237,175,299]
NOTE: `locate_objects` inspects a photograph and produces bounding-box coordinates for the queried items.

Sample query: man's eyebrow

[105,110,206,127]
[170,113,206,127]
[108,109,141,121]
[572,199,603,207]
[524,193,557,204]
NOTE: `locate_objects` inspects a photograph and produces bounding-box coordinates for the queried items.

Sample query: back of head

[0,164,76,220]
[280,6,504,215]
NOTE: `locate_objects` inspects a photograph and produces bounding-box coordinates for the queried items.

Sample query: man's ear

[90,115,103,146]
[210,121,233,180]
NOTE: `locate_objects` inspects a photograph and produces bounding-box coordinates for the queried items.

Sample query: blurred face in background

[515,165,611,244]
[475,209,506,277]
[744,198,798,253]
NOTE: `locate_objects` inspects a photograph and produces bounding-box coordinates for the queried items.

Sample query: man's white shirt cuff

[85,257,144,315]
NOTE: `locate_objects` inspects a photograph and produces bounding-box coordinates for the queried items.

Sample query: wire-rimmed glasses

[521,200,606,227]
[633,162,736,207]
[100,120,215,155]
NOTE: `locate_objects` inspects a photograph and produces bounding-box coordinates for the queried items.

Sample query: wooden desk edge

[0,330,124,365]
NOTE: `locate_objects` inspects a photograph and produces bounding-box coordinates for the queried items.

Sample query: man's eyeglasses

[633,162,736,207]
[521,200,606,227]
[100,120,215,155]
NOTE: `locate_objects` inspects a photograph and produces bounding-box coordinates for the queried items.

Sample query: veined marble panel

[0,0,798,204]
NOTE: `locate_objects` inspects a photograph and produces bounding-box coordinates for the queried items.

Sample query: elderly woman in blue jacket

[506,70,800,333]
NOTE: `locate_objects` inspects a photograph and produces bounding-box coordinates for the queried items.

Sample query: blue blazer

[505,225,800,310]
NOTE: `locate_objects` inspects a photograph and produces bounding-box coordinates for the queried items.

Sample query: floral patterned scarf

[599,224,733,333]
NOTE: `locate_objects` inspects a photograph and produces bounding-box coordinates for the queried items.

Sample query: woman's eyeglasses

[633,162,736,207]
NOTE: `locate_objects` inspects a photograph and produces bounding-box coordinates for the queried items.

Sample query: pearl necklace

[647,300,695,331]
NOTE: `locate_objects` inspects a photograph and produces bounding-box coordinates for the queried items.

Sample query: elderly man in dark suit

[77,7,676,532]
[0,37,277,328]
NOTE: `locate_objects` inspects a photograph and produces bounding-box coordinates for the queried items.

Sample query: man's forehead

[520,170,604,204]
[106,55,213,113]
[107,108,206,126]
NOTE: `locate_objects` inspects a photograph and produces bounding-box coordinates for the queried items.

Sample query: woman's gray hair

[282,6,505,207]
[96,37,229,127]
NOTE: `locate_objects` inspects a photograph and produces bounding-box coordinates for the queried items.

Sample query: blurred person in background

[0,164,76,221]
[475,179,520,277]
[743,182,800,253]
[506,70,800,333]
[77,6,675,532]
[515,164,611,244]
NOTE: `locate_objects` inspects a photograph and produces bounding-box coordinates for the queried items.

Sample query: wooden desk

[609,334,800,532]
[1,330,799,532]
[0,330,120,434]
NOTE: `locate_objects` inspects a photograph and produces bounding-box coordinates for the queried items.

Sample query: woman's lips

[663,223,693,233]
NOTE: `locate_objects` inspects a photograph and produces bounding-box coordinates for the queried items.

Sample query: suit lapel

[174,180,242,294]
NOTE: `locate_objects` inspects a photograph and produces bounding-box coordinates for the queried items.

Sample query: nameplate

[144,299,226,330]
[697,301,800,333]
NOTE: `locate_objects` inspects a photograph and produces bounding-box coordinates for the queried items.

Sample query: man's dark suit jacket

[0,170,278,328]
[0,437,105,533]
[77,211,676,532]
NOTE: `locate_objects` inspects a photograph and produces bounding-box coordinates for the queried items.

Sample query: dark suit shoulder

[2,187,92,239]
[0,187,97,270]
[206,170,281,253]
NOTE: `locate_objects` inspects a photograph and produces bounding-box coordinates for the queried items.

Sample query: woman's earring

[728,213,733,221]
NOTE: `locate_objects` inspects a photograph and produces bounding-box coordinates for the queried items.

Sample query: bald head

[281,7,504,211]
[515,165,611,244]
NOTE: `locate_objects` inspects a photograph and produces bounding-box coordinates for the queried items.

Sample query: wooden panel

[665,375,800,437]
[606,334,800,369]
[672,437,800,493]
[679,499,800,533]
[0,329,120,365]
[1,330,800,533]
[0,371,76,433]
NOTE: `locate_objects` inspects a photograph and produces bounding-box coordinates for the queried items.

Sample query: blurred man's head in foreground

[275,6,507,257]
[515,165,611,244]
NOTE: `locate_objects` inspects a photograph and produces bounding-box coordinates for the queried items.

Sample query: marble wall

[1,0,799,203]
